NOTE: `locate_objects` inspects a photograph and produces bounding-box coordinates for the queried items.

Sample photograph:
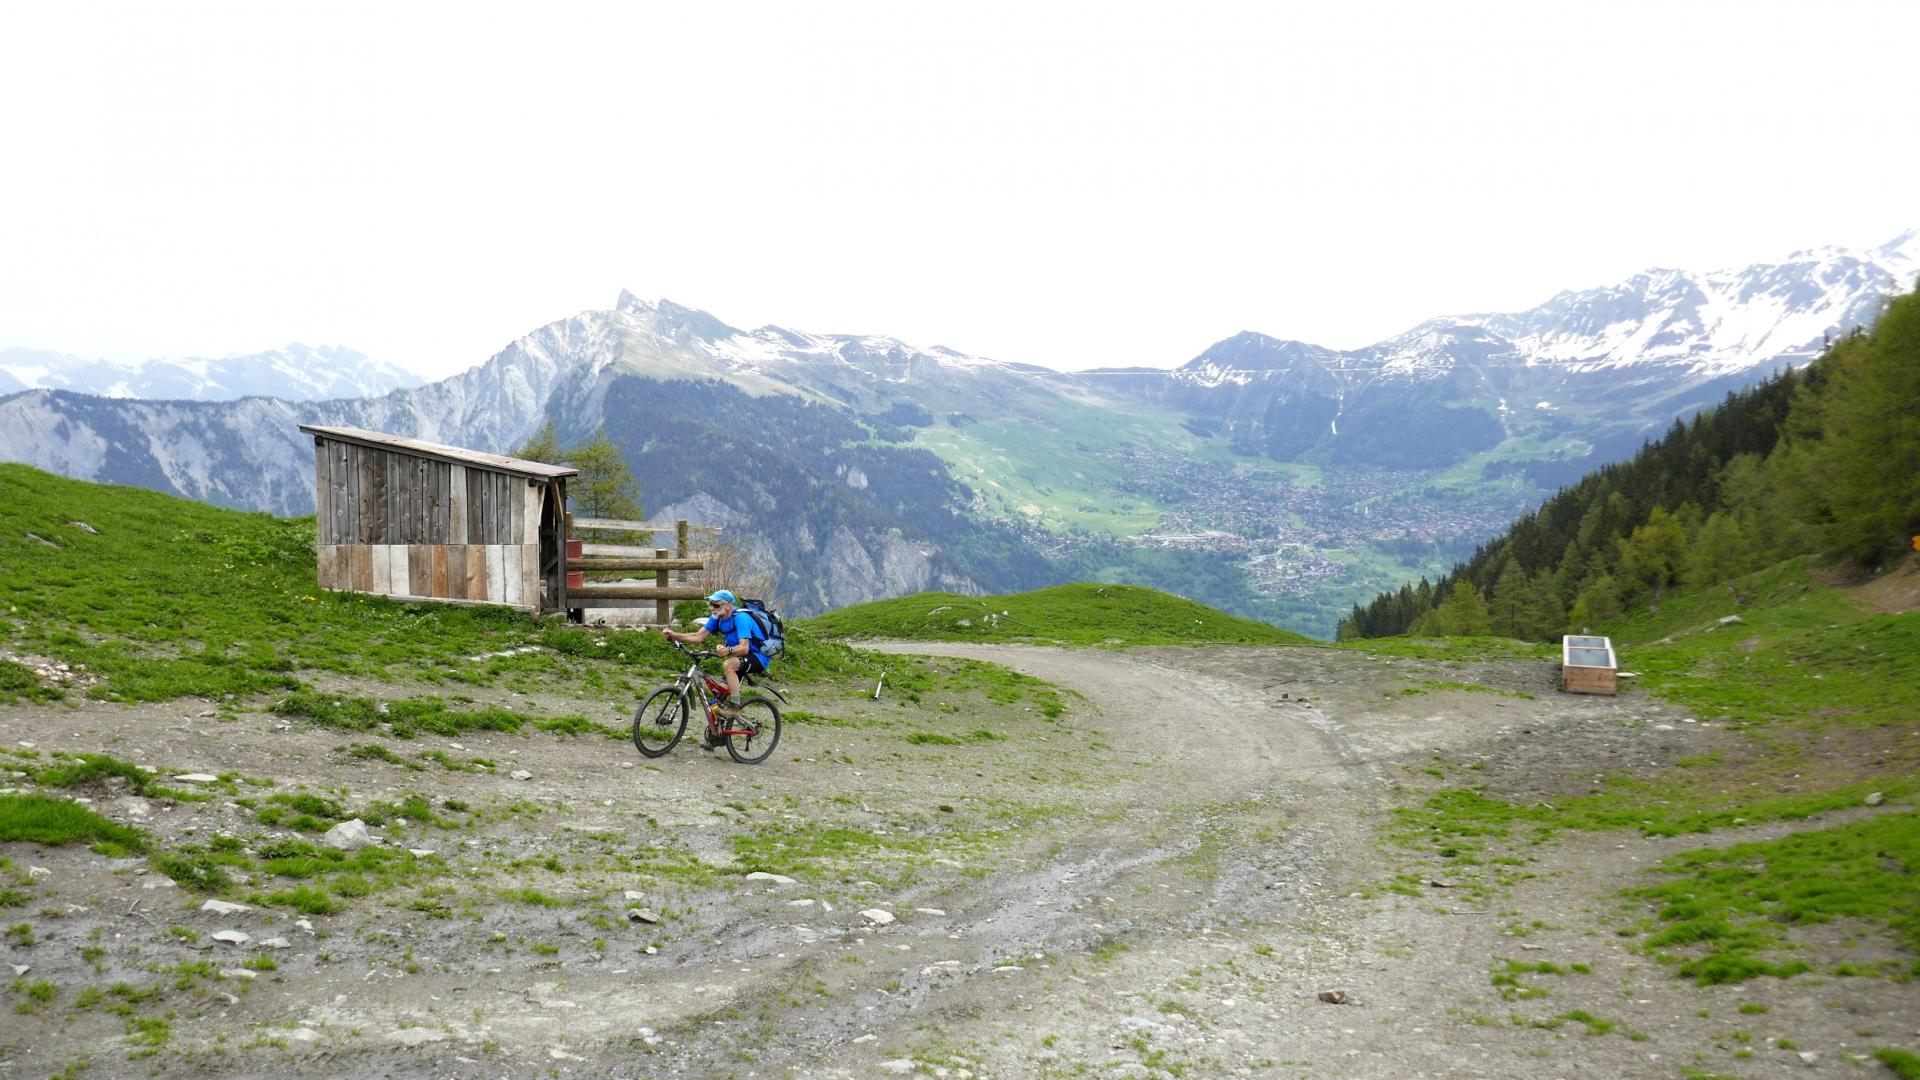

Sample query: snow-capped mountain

[0,343,423,402]
[1114,230,1920,470]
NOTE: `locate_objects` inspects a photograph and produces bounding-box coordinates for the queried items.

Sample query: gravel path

[2,643,1912,1078]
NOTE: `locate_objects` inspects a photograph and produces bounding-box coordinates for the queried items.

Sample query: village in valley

[1101,447,1540,605]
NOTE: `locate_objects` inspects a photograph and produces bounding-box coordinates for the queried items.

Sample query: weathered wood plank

[572,517,722,535]
[465,546,487,602]
[520,546,539,609]
[409,544,431,597]
[350,545,374,593]
[344,443,360,544]
[502,544,521,608]
[313,444,330,547]
[331,441,352,545]
[370,544,390,595]
[564,585,711,601]
[410,460,423,545]
[366,449,389,541]
[486,544,507,604]
[392,457,407,545]
[430,544,449,598]
[388,545,409,596]
[447,463,466,545]
[568,558,706,572]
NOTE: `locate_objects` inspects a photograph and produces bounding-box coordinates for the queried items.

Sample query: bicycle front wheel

[632,688,688,758]
[723,696,782,765]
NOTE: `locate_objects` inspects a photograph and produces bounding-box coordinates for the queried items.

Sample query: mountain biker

[661,589,767,719]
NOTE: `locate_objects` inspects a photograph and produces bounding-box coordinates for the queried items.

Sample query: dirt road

[2,643,1911,1078]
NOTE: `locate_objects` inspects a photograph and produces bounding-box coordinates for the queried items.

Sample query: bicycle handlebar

[667,639,720,662]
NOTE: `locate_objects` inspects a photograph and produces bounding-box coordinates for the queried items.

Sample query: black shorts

[729,652,766,678]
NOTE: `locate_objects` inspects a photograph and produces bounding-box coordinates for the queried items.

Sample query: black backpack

[737,599,786,659]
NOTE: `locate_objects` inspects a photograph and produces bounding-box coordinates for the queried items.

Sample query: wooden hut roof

[298,424,579,480]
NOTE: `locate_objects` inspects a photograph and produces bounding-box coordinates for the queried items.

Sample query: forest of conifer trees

[1337,283,1920,641]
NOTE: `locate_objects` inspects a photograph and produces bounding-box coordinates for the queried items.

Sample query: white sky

[2,1,1916,378]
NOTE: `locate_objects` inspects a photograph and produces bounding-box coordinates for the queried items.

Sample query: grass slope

[0,464,1067,714]
[800,582,1316,647]
[1350,556,1920,985]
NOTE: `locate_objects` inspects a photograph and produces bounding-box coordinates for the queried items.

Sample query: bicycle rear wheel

[631,688,687,757]
[722,696,782,764]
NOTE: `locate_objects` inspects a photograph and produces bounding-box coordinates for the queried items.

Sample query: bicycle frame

[666,642,787,741]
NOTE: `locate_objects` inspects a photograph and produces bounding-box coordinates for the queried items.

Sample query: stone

[628,908,661,924]
[880,1061,915,1075]
[388,1027,449,1046]
[173,773,220,783]
[510,769,533,780]
[200,899,253,915]
[116,796,152,819]
[67,520,99,534]
[290,1028,321,1043]
[28,866,50,879]
[746,871,797,885]
[1317,990,1353,1004]
[220,969,258,980]
[9,964,27,976]
[914,907,947,916]
[1866,791,1885,806]
[1717,614,1744,625]
[859,909,896,925]
[625,890,646,902]
[259,937,292,949]
[323,819,373,850]
[211,930,251,945]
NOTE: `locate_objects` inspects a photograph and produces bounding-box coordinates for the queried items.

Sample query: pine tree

[565,429,644,522]
[1517,569,1564,642]
[1617,506,1689,614]
[1489,560,1528,638]
[1431,581,1492,636]
[513,419,563,463]
[1797,288,1920,563]
[1687,510,1751,588]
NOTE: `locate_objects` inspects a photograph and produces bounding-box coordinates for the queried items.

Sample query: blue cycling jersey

[703,611,767,663]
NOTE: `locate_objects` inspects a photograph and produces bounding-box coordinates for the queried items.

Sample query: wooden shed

[1560,634,1619,695]
[300,425,577,613]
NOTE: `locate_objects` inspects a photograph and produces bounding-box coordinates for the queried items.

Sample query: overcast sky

[2,1,1916,378]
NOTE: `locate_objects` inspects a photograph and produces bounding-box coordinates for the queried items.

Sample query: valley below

[3,641,1908,1079]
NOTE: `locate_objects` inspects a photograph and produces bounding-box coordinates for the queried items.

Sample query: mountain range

[2,232,1914,635]
[0,344,421,402]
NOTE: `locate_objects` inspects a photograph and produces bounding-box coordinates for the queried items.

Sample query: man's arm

[664,623,713,644]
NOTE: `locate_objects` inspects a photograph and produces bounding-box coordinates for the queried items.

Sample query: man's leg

[722,656,743,708]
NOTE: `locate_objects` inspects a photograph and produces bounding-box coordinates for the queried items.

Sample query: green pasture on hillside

[911,401,1225,536]
[1364,556,1920,984]
[0,466,836,702]
[800,582,1316,647]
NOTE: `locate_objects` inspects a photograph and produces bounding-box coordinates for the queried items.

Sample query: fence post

[655,548,670,626]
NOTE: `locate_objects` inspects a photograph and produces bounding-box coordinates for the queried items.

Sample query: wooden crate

[1561,634,1618,695]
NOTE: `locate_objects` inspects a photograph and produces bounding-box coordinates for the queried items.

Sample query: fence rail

[561,514,714,625]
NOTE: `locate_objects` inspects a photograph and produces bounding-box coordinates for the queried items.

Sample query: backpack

[737,598,786,660]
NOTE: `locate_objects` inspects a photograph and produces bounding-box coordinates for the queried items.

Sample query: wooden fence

[563,516,721,625]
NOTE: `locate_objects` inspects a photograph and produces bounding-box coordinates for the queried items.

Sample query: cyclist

[662,589,767,722]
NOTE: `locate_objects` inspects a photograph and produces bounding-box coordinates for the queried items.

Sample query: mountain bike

[632,640,786,763]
